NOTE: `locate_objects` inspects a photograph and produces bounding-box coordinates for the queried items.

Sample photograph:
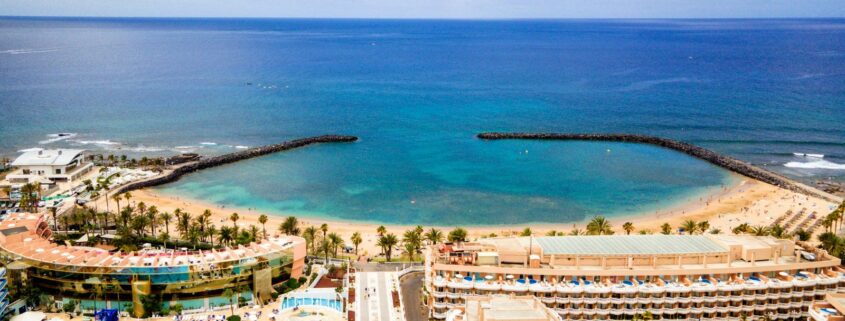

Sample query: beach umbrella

[484,275,494,280]
[506,274,514,279]
[454,273,463,278]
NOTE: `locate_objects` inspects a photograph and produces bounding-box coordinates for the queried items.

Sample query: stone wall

[113,135,357,194]
[477,132,837,202]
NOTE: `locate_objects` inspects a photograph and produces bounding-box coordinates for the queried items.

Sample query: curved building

[424,235,844,321]
[0,212,306,317]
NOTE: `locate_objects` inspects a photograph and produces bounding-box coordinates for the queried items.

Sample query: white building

[3,149,92,188]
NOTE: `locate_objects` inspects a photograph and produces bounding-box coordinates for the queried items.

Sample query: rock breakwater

[114,135,357,194]
[477,132,838,202]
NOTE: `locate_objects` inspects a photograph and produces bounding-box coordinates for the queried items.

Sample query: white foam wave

[200,142,217,145]
[793,152,825,158]
[0,48,59,55]
[784,160,845,170]
[39,133,77,144]
[124,145,168,152]
[234,145,249,149]
[72,139,121,147]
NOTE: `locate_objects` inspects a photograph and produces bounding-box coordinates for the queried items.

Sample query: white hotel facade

[424,235,845,321]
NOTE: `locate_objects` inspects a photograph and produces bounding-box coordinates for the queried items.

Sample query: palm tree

[111,194,122,214]
[378,233,399,261]
[177,211,192,238]
[403,229,422,260]
[569,228,585,236]
[622,222,634,235]
[320,223,329,239]
[159,212,172,235]
[195,213,208,242]
[351,232,363,255]
[258,214,268,240]
[328,232,344,257]
[425,228,444,244]
[202,209,212,231]
[750,225,770,236]
[770,224,787,239]
[698,221,710,234]
[207,225,218,246]
[218,226,235,246]
[733,223,750,235]
[660,223,672,235]
[794,228,811,241]
[377,225,387,236]
[681,219,698,235]
[229,212,239,231]
[586,216,613,235]
[123,192,132,209]
[319,237,331,262]
[448,228,468,243]
[520,228,532,236]
[280,216,300,236]
[146,206,159,237]
[303,226,318,253]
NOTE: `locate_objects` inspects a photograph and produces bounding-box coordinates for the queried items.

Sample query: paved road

[356,271,397,321]
[399,272,427,321]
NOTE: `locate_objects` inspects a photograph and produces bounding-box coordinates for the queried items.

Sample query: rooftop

[11,149,84,167]
[461,296,558,321]
[534,235,727,256]
[0,212,304,269]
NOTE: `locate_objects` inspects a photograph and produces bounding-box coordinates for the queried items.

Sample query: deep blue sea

[1,18,844,225]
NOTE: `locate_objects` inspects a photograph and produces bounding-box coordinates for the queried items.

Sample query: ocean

[1,17,843,225]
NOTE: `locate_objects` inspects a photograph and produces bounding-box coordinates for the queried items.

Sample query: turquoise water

[2,18,843,225]
[158,139,736,225]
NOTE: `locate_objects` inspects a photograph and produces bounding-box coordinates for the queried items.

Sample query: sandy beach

[89,171,838,259]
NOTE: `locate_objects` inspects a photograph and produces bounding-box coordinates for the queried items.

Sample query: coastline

[97,172,835,256]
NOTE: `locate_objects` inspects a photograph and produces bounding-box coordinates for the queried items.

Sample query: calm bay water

[1,18,843,225]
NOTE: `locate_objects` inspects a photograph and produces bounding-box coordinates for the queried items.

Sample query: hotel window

[55,169,62,174]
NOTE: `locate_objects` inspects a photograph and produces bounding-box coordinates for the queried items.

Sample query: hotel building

[425,235,845,321]
[809,293,845,321]
[2,149,93,190]
[0,212,306,317]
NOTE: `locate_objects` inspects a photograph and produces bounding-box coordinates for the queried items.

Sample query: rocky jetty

[477,132,838,202]
[114,135,357,194]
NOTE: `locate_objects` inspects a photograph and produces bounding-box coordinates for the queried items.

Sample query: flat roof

[11,149,84,166]
[534,235,728,256]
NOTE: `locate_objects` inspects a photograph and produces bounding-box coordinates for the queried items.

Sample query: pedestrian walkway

[355,272,403,321]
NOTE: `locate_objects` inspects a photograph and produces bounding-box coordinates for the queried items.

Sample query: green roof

[534,235,727,256]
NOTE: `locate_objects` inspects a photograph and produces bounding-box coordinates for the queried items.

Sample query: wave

[793,152,824,158]
[784,160,845,170]
[39,133,77,144]
[234,145,249,149]
[0,48,59,55]
[73,139,121,146]
[199,142,217,145]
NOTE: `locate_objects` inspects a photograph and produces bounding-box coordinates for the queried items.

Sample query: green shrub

[62,301,77,313]
[227,316,241,321]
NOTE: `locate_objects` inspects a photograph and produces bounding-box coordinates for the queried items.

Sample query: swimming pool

[281,297,342,312]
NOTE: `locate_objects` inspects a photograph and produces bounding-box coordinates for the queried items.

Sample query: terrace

[0,212,304,271]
